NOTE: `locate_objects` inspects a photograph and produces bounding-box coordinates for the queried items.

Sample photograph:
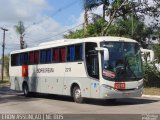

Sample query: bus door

[85,42,100,98]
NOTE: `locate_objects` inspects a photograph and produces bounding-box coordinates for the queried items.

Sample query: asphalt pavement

[0,85,160,120]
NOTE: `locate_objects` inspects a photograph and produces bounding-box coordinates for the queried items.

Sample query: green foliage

[4,55,9,77]
[113,17,152,42]
[64,17,151,44]
[14,21,25,35]
[0,55,9,77]
[86,19,106,36]
[64,29,85,39]
[153,44,160,63]
[143,63,160,87]
[64,19,107,39]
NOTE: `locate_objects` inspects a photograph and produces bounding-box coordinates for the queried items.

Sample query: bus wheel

[73,86,83,103]
[23,83,30,97]
[106,99,117,103]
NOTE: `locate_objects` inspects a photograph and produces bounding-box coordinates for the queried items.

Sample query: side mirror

[95,47,109,61]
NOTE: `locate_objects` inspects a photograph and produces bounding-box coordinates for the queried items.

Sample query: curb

[142,94,160,99]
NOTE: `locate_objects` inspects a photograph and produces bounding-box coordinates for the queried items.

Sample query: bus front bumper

[100,85,143,99]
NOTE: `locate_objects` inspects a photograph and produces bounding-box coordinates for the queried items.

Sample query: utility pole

[0,27,8,81]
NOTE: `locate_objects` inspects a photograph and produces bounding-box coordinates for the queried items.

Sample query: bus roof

[10,36,137,54]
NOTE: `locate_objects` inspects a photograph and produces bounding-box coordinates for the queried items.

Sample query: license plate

[114,82,125,89]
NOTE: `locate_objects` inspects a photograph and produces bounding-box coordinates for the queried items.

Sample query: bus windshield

[101,42,143,81]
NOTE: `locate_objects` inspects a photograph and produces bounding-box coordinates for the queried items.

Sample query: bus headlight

[102,84,113,90]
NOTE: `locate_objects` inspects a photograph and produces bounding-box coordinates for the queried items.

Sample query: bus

[9,36,143,103]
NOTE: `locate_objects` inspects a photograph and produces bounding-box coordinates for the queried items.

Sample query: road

[0,85,160,120]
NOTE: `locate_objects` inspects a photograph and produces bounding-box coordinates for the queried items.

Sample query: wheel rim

[75,88,81,99]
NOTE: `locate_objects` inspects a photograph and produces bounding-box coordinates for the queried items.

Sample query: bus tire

[73,86,83,103]
[23,83,30,97]
[106,99,117,103]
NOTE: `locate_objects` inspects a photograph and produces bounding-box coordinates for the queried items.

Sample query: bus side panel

[10,66,23,91]
[63,62,91,97]
[28,65,41,93]
[90,79,100,98]
[29,63,65,94]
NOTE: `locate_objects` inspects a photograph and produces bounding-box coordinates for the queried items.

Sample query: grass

[144,87,160,96]
[0,77,9,85]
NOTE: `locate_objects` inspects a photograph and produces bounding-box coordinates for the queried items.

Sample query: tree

[102,0,129,35]
[4,55,9,77]
[65,0,159,45]
[154,44,160,63]
[14,21,26,49]
[0,55,9,77]
[64,18,107,39]
[84,0,110,23]
[83,0,98,32]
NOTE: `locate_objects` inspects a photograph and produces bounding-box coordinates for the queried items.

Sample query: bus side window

[85,42,99,79]
[11,54,19,66]
[46,49,51,63]
[59,47,66,62]
[67,45,75,62]
[29,51,34,64]
[24,53,28,65]
[53,48,59,62]
[20,52,28,65]
[34,51,39,64]
[75,44,83,61]
[19,53,24,65]
[40,50,46,64]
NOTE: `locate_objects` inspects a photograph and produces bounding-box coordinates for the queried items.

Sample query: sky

[0,0,158,57]
[0,0,88,56]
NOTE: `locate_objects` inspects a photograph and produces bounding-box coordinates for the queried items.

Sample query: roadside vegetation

[144,87,160,96]
[0,77,9,86]
[64,0,160,94]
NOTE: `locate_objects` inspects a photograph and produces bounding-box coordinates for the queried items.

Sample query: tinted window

[53,48,59,62]
[40,50,46,63]
[75,44,83,61]
[20,52,28,65]
[46,49,51,63]
[67,45,75,62]
[67,44,83,62]
[40,49,51,64]
[11,54,19,66]
[34,51,39,64]
[29,52,34,64]
[59,47,66,62]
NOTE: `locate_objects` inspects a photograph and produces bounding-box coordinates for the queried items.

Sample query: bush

[143,63,160,87]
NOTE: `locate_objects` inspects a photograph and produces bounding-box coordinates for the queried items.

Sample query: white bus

[10,36,143,103]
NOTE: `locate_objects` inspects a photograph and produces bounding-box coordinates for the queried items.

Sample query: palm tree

[83,0,110,33]
[83,0,97,32]
[15,21,25,49]
[83,0,109,22]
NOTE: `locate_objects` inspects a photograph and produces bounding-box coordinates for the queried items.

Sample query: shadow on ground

[0,86,38,104]
[0,85,159,106]
[33,93,160,106]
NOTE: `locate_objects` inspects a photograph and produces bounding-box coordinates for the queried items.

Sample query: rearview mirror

[95,47,109,61]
